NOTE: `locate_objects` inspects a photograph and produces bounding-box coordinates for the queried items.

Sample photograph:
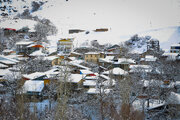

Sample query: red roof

[87,74,96,76]
[32,45,44,48]
[4,28,16,31]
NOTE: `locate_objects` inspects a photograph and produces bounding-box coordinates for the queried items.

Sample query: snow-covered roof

[99,56,114,63]
[44,68,59,77]
[162,52,179,61]
[16,41,33,45]
[26,44,44,48]
[80,69,93,75]
[175,81,180,86]
[44,56,58,61]
[103,67,128,76]
[168,92,180,105]
[83,80,96,86]
[23,80,44,93]
[0,63,8,68]
[2,49,13,53]
[69,59,84,64]
[0,69,10,76]
[100,74,110,80]
[114,58,136,64]
[0,59,16,65]
[171,44,180,47]
[47,47,57,55]
[0,55,19,63]
[105,56,115,60]
[67,57,76,61]
[23,72,46,80]
[129,65,152,73]
[85,52,100,55]
[84,76,97,80]
[140,55,157,62]
[30,50,47,57]
[69,62,90,70]
[5,54,23,59]
[16,57,29,61]
[3,55,25,62]
[162,52,179,56]
[70,74,83,83]
[87,88,111,94]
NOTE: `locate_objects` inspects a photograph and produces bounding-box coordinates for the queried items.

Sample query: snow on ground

[133,99,165,111]
[139,26,180,49]
[0,17,37,32]
[29,99,57,114]
[32,0,180,49]
[1,0,180,49]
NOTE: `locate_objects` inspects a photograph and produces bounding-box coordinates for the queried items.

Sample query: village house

[102,67,128,80]
[15,40,34,56]
[65,57,77,62]
[68,60,90,73]
[69,29,85,34]
[99,56,114,68]
[3,28,16,36]
[22,80,45,96]
[0,63,8,70]
[83,79,96,89]
[22,68,60,86]
[170,43,180,53]
[0,55,19,67]
[44,56,61,66]
[140,55,157,64]
[29,50,47,58]
[68,74,84,90]
[106,44,120,53]
[113,58,136,70]
[57,38,74,56]
[69,52,83,59]
[22,72,47,81]
[94,28,108,32]
[84,52,105,64]
[26,44,44,55]
[2,49,16,56]
[161,52,179,61]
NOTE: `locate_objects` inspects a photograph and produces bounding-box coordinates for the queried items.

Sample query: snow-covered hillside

[1,0,180,50]
[0,0,47,16]
[0,17,37,32]
[139,26,180,50]
[32,0,180,50]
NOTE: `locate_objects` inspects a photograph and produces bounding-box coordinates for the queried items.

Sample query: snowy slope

[0,0,48,16]
[1,0,180,50]
[31,0,180,49]
[0,17,37,32]
[139,26,180,50]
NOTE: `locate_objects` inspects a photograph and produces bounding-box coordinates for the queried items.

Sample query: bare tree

[55,61,71,120]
